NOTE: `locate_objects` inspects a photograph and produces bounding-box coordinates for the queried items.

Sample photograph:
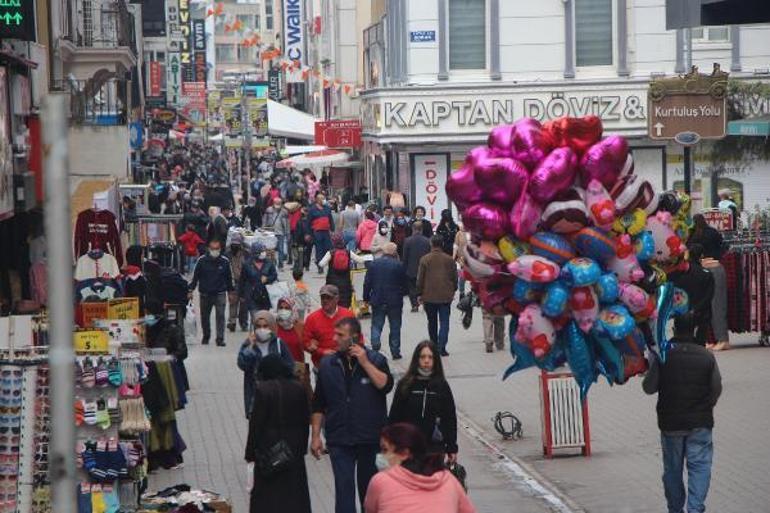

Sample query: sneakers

[227,323,236,333]
[216,339,225,347]
[485,344,494,353]
[440,350,450,357]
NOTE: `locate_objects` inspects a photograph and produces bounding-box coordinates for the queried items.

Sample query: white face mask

[276,309,292,322]
[258,252,267,260]
[375,453,391,472]
[254,328,272,342]
[209,249,221,258]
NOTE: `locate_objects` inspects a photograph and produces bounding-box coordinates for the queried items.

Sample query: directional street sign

[0,0,35,40]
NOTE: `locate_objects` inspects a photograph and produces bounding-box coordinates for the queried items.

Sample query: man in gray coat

[402,221,431,312]
[262,197,290,270]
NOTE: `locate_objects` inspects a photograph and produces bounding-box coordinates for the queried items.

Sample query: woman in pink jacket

[364,423,476,513]
[356,211,378,253]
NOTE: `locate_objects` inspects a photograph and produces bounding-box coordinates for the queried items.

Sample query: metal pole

[42,93,77,513]
[683,145,692,195]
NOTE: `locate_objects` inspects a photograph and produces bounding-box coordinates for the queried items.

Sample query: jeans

[661,428,713,513]
[343,229,357,251]
[199,292,227,343]
[227,291,248,330]
[291,244,305,274]
[424,302,451,351]
[186,255,198,275]
[370,304,403,357]
[313,230,332,265]
[327,443,379,513]
[275,234,286,268]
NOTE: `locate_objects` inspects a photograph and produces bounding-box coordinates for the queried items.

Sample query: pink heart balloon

[487,124,515,158]
[509,189,543,241]
[528,147,579,203]
[579,135,629,190]
[462,203,510,241]
[511,118,554,170]
[475,157,529,206]
[445,164,483,211]
[465,145,492,167]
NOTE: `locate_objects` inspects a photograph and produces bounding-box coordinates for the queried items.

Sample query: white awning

[284,144,326,155]
[267,100,316,141]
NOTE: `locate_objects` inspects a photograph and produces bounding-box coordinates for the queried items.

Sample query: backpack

[331,249,350,272]
[159,269,190,305]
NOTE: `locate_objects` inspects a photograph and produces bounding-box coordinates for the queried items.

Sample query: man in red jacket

[303,284,355,367]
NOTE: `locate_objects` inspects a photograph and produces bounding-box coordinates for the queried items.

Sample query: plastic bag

[266,281,290,310]
[184,301,198,340]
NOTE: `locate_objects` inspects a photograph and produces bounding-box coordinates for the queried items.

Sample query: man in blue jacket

[310,317,393,513]
[188,239,233,346]
[363,242,408,359]
[307,192,335,273]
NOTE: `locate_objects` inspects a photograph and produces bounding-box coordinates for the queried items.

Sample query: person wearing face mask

[275,297,313,400]
[410,206,434,238]
[310,317,394,513]
[308,192,335,273]
[388,341,458,464]
[263,197,290,271]
[364,423,475,513]
[206,206,229,245]
[381,205,395,229]
[390,209,410,257]
[318,233,368,309]
[239,242,278,324]
[370,220,392,259]
[242,195,263,230]
[144,299,189,362]
[237,311,294,418]
[221,205,242,230]
[340,200,361,252]
[188,239,233,346]
[226,234,249,332]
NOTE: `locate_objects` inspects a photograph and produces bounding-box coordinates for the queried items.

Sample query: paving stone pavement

[149,269,770,513]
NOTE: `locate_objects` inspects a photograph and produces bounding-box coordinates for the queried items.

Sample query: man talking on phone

[310,317,393,513]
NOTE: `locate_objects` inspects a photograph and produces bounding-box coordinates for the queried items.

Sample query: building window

[236,14,255,29]
[266,1,274,30]
[254,15,260,30]
[691,27,729,42]
[448,0,486,70]
[215,16,226,35]
[238,45,255,63]
[216,44,236,63]
[575,0,613,67]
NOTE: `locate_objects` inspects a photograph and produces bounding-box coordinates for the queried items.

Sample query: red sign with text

[149,62,162,97]
[314,119,362,148]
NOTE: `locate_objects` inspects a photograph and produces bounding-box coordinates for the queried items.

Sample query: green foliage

[711,80,770,165]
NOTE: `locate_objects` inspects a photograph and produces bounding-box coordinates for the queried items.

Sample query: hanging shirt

[74,209,123,266]
[74,252,121,281]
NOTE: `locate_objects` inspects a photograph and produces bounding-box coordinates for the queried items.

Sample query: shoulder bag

[255,382,295,477]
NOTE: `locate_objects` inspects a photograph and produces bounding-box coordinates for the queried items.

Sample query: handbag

[255,383,296,477]
[446,461,468,491]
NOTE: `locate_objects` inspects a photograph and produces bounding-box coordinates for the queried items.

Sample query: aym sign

[412,154,450,226]
[283,0,304,83]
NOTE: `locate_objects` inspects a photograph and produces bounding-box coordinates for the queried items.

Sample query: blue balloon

[560,257,602,287]
[634,231,656,262]
[595,273,620,304]
[672,287,689,316]
[512,279,544,304]
[656,283,676,362]
[561,321,597,399]
[541,281,570,317]
[594,304,636,340]
[590,332,624,384]
[504,316,567,380]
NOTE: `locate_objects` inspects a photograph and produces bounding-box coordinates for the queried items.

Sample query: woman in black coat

[245,354,311,513]
[389,340,458,463]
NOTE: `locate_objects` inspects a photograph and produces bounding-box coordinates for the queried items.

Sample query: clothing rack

[721,242,770,346]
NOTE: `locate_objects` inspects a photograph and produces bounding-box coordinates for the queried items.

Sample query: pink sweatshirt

[364,466,476,513]
[356,219,377,251]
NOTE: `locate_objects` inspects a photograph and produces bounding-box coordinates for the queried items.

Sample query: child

[289,269,313,320]
[177,224,204,274]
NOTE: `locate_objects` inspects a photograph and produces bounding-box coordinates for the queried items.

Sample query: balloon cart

[539,370,591,458]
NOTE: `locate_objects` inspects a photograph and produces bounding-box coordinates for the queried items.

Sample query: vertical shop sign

[179,0,193,82]
[283,0,304,83]
[192,19,207,84]
[166,52,182,106]
[0,67,12,220]
[412,154,450,228]
[149,61,162,96]
[165,0,181,38]
[268,67,281,101]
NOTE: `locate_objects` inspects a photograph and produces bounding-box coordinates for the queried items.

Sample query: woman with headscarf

[370,220,392,258]
[435,209,459,256]
[237,310,295,418]
[239,242,278,324]
[245,354,311,513]
[317,233,367,308]
[275,297,313,400]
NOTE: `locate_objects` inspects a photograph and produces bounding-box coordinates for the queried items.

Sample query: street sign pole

[683,145,692,195]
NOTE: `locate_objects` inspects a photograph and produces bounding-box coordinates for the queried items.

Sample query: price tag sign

[81,303,109,327]
[74,330,109,353]
[107,298,140,320]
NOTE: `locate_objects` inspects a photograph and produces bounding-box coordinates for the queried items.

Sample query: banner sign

[0,0,36,40]
[179,0,193,82]
[246,96,268,138]
[702,209,733,232]
[207,90,223,129]
[283,0,305,83]
[149,61,162,96]
[412,154,450,227]
[222,97,242,135]
[166,52,182,106]
[192,18,207,84]
[315,119,362,148]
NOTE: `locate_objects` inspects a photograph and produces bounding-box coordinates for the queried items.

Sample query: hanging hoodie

[363,465,476,513]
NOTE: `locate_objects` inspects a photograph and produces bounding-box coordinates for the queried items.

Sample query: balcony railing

[55,78,128,126]
[76,0,135,51]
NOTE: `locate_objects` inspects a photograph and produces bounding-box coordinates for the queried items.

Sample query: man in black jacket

[144,300,188,360]
[643,313,722,513]
[188,239,233,346]
[669,243,714,346]
[401,221,431,313]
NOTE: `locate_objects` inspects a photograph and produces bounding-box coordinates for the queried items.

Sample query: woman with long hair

[689,213,724,260]
[245,355,311,513]
[388,341,458,463]
[435,209,459,255]
[364,423,475,513]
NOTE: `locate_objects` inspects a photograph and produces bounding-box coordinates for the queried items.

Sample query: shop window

[575,0,613,67]
[691,27,729,42]
[448,0,486,70]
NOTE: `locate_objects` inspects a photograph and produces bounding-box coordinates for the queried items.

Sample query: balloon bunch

[446,116,692,397]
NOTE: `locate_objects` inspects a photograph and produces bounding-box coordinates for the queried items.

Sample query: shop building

[360,0,770,225]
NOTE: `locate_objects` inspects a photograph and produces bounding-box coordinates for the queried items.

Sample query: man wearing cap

[303,284,355,368]
[226,233,248,332]
[363,242,407,359]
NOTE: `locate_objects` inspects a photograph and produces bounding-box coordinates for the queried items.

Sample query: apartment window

[236,14,255,29]
[266,1,274,30]
[216,44,236,63]
[448,0,486,70]
[238,45,256,63]
[691,27,729,42]
[575,0,613,66]
[215,16,226,35]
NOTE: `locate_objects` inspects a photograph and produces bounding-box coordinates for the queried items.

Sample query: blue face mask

[144,314,160,327]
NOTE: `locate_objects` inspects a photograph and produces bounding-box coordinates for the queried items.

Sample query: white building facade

[361,0,770,224]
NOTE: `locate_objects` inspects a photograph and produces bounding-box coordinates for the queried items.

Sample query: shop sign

[283,0,305,83]
[149,61,162,96]
[73,330,109,353]
[412,154,450,227]
[178,0,193,82]
[315,119,362,148]
[0,0,36,41]
[81,303,108,327]
[409,31,435,43]
[153,109,177,122]
[166,52,182,106]
[268,67,281,101]
[107,297,140,320]
[146,96,166,109]
[222,97,242,135]
[702,209,733,231]
[246,96,268,137]
[182,81,206,100]
[165,0,182,39]
[192,19,206,51]
[648,65,728,140]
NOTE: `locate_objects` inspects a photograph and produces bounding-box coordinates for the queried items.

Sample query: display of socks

[95,399,110,430]
[83,401,97,426]
[106,358,122,387]
[95,359,109,388]
[75,399,85,426]
[81,358,95,388]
